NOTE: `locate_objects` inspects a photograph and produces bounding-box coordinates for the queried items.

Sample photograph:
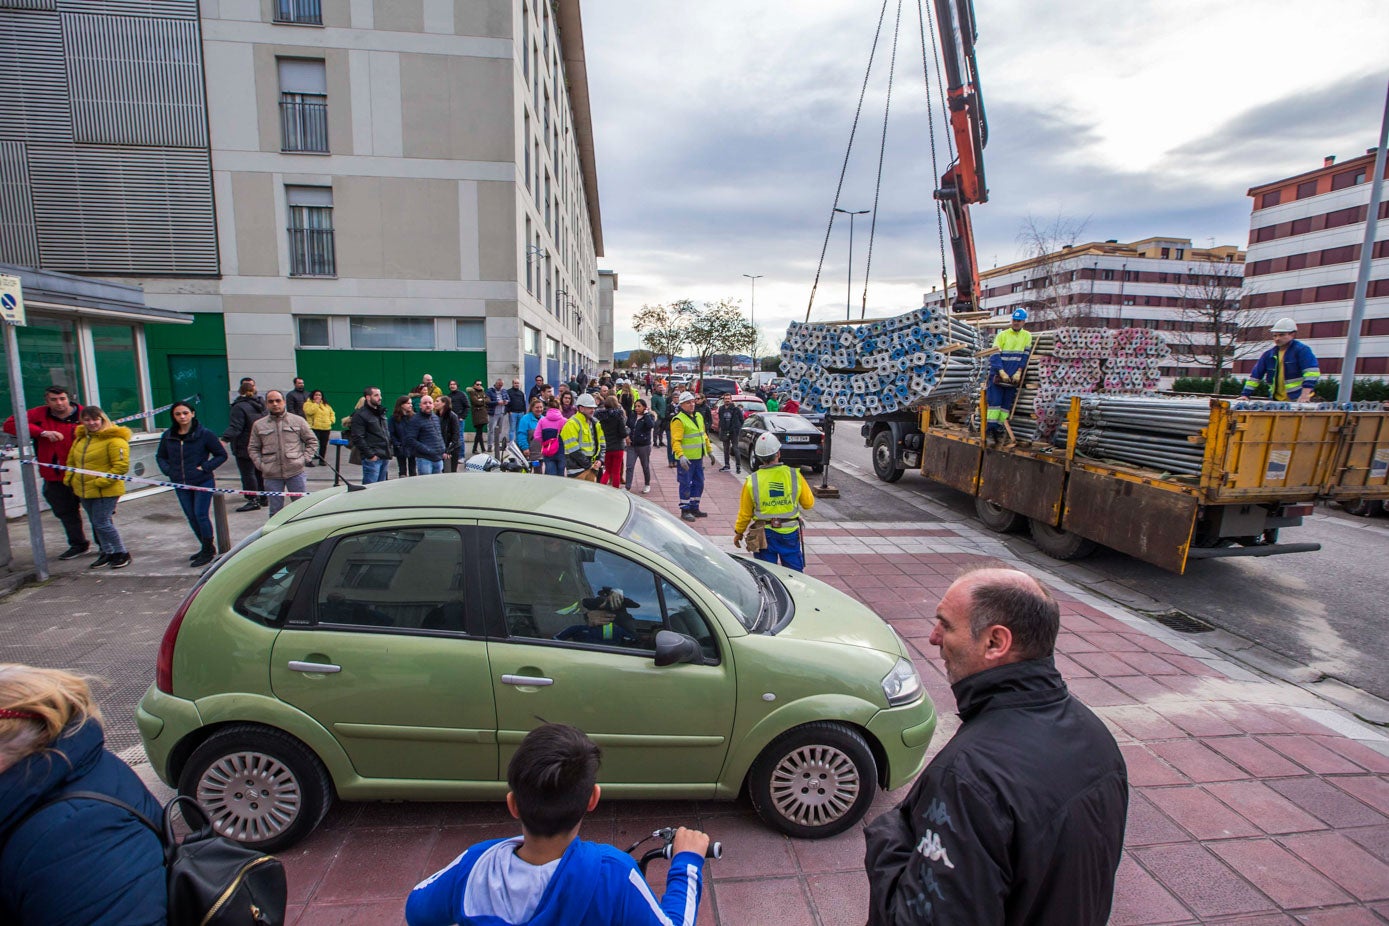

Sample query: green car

[139,477,935,850]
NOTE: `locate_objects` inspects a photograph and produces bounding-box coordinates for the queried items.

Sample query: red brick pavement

[279,460,1389,925]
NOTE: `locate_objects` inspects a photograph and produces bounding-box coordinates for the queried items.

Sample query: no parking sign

[0,275,25,326]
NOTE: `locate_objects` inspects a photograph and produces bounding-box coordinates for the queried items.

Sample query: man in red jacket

[3,385,90,559]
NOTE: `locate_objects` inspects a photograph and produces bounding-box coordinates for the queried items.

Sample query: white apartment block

[1243,149,1389,380]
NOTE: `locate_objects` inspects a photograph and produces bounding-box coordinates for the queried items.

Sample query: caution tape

[110,393,201,425]
[21,460,311,498]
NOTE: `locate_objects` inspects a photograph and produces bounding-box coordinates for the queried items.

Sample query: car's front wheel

[748,722,877,839]
[178,724,334,852]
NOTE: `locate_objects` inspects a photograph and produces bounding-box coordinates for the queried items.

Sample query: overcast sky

[579,0,1388,354]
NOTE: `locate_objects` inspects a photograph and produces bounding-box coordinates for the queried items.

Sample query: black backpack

[16,791,286,925]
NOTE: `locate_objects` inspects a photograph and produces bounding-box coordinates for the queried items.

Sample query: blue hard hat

[1012,308,1029,322]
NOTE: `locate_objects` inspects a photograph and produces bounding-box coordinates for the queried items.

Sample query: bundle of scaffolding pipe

[780,306,986,417]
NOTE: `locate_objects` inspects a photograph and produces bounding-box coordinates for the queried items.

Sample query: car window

[745,414,763,429]
[234,544,318,626]
[316,528,467,633]
[494,531,704,654]
[662,580,716,661]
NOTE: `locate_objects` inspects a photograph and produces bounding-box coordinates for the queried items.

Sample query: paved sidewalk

[264,458,1389,925]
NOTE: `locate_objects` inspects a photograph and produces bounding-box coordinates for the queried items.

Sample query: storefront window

[0,316,84,425]
[91,323,143,426]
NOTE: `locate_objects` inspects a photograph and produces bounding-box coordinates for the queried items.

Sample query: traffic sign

[0,275,25,327]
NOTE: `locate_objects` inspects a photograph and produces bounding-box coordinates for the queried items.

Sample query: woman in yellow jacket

[301,390,335,467]
[64,406,133,569]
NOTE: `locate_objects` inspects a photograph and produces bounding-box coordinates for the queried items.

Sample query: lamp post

[742,273,762,375]
[834,208,869,321]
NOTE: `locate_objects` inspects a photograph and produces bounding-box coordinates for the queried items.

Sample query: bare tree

[632,301,694,371]
[685,299,756,379]
[1166,257,1264,388]
[1015,213,1091,326]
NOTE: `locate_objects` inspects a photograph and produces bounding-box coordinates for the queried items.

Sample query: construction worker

[733,434,815,571]
[560,393,603,480]
[987,308,1033,445]
[671,391,713,522]
[1242,318,1320,402]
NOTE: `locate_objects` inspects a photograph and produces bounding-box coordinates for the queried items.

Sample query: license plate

[785,435,810,443]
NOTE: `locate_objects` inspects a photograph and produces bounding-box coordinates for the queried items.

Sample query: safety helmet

[464,453,500,472]
[678,391,696,405]
[575,393,598,409]
[1271,317,1297,333]
[753,432,782,460]
[1012,308,1029,322]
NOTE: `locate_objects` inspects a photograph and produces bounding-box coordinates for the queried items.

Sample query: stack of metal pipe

[1053,396,1211,474]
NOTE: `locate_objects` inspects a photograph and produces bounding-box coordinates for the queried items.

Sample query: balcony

[288,227,335,277]
[274,0,322,25]
[280,94,328,153]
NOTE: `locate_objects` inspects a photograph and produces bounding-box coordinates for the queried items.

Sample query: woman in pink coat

[532,404,568,476]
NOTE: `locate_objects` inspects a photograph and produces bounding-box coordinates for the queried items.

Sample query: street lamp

[743,273,763,375]
[834,208,869,321]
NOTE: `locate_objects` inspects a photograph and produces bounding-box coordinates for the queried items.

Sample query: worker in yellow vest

[560,393,602,480]
[670,391,712,522]
[987,308,1033,446]
[734,433,816,571]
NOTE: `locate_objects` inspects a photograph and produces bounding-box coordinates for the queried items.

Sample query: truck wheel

[1028,519,1097,560]
[871,432,905,483]
[748,722,877,839]
[975,497,1026,533]
[1340,498,1380,517]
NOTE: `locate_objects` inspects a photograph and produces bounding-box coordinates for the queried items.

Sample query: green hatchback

[138,477,935,850]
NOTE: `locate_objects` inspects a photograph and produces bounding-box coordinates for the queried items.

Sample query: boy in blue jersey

[406,723,709,926]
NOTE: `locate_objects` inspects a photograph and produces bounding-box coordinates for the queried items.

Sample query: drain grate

[1149,609,1214,634]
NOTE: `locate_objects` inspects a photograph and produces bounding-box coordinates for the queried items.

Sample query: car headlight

[881,657,923,707]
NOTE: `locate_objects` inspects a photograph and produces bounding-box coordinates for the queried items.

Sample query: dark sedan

[736,412,825,472]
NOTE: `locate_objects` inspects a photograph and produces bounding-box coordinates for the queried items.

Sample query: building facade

[0,0,605,426]
[926,238,1247,380]
[1243,149,1389,379]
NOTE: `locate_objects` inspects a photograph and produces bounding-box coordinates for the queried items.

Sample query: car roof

[276,474,634,533]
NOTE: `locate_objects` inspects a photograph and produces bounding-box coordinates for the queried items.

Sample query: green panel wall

[144,313,228,423]
[293,350,489,430]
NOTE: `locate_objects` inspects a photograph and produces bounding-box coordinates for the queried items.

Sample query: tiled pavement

[149,457,1389,924]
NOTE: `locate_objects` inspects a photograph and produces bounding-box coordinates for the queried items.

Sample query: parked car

[139,478,934,850]
[730,395,767,415]
[695,376,740,400]
[737,412,826,472]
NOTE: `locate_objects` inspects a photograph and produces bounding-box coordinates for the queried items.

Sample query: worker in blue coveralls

[987,308,1033,446]
[733,433,816,572]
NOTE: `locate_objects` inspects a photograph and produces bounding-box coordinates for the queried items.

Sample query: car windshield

[764,414,814,432]
[620,496,764,629]
[736,399,767,412]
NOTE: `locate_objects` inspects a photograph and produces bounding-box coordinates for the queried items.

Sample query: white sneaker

[642,485,651,494]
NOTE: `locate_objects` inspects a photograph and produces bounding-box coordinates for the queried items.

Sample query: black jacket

[507,387,527,413]
[438,409,460,455]
[285,387,308,417]
[222,394,266,458]
[693,401,716,432]
[156,421,228,487]
[349,402,392,459]
[627,410,656,447]
[595,407,628,452]
[864,658,1128,926]
[448,390,470,417]
[717,403,745,438]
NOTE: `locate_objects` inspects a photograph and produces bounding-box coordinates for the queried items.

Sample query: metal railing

[274,0,322,25]
[280,95,328,153]
[288,226,335,277]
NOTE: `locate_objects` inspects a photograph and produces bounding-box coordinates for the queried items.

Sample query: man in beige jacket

[249,390,319,515]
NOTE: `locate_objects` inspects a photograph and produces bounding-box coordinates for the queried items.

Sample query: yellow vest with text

[751,464,801,534]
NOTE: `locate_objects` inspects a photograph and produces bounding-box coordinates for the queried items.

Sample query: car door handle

[288,660,341,674]
[501,674,553,687]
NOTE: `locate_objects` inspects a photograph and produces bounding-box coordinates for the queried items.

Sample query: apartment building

[925,238,1246,380]
[0,0,604,432]
[1242,149,1389,379]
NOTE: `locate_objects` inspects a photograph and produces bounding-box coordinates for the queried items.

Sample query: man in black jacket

[716,394,745,473]
[864,567,1127,926]
[221,378,267,511]
[349,386,392,484]
[285,377,308,417]
[506,378,528,446]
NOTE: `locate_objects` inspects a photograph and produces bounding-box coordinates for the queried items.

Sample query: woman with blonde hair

[0,665,166,924]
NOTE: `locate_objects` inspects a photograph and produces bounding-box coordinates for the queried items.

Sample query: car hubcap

[769,744,860,828]
[197,751,301,842]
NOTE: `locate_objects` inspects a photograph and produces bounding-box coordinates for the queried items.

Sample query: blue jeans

[175,488,213,542]
[263,473,307,515]
[81,496,125,554]
[361,456,390,485]
[754,526,805,572]
[541,458,563,476]
[677,458,705,511]
[416,457,444,475]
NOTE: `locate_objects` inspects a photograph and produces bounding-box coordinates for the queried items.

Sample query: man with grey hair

[864,566,1127,926]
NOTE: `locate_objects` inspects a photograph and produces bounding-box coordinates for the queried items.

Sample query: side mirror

[654,630,706,667]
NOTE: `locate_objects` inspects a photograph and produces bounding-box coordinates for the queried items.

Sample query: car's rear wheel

[749,722,877,839]
[178,724,333,852]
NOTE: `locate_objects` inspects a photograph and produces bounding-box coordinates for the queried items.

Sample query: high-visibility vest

[993,328,1033,352]
[675,412,707,460]
[560,413,600,460]
[751,464,801,534]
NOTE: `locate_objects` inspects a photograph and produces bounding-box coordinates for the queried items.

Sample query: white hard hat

[1271,317,1297,333]
[576,393,598,409]
[465,453,499,472]
[754,432,782,460]
[678,391,696,404]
